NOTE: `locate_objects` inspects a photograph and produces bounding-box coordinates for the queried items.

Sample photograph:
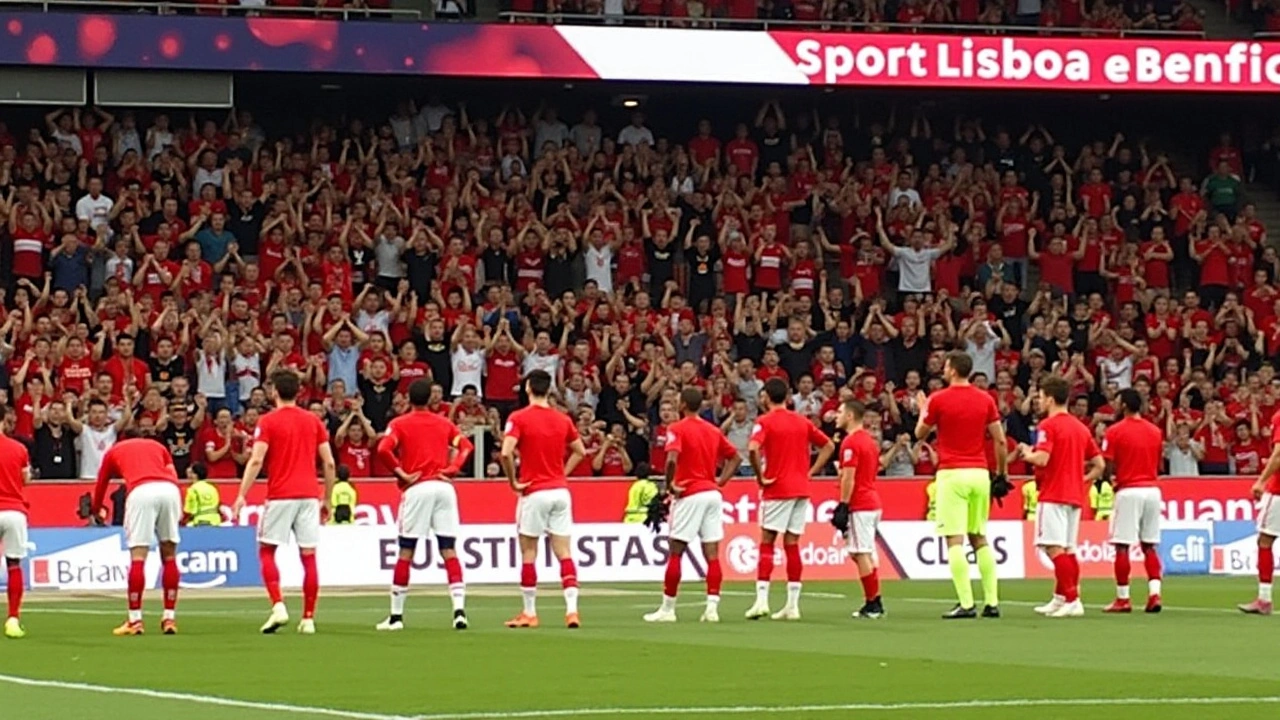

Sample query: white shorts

[0,511,28,560]
[1035,501,1081,550]
[669,490,724,544]
[398,481,460,540]
[258,498,321,549]
[845,510,881,555]
[124,482,182,549]
[1109,487,1162,546]
[761,498,809,535]
[1258,493,1280,538]
[516,488,573,538]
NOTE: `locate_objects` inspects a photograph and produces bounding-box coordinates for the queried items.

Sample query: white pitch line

[0,673,1275,720]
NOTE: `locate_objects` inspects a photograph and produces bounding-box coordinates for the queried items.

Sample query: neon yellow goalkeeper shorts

[935,468,991,537]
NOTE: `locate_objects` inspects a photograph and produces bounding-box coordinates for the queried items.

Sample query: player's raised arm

[914,390,933,441]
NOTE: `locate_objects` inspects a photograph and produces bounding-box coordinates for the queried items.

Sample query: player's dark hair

[680,387,704,414]
[271,369,301,401]
[408,378,433,407]
[189,462,207,478]
[1040,374,1070,406]
[843,399,867,421]
[1119,388,1143,415]
[525,369,552,398]
[945,350,973,379]
[763,378,789,405]
[337,465,351,482]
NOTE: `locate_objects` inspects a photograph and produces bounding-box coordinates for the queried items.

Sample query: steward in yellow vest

[183,462,223,527]
[330,465,358,524]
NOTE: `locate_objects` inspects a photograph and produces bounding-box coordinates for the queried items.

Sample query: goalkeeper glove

[990,473,1013,508]
[643,493,670,534]
[830,502,850,534]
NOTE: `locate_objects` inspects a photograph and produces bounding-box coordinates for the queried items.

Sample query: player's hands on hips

[1253,480,1266,501]
[757,475,775,487]
[509,478,531,493]
[394,468,422,488]
[830,502,850,533]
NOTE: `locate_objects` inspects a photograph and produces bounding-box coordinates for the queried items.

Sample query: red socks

[860,568,880,601]
[784,543,803,583]
[392,558,411,588]
[444,556,464,587]
[757,542,775,582]
[1260,547,1275,584]
[1052,553,1080,602]
[162,557,180,612]
[520,562,537,589]
[559,558,578,590]
[128,559,145,611]
[259,544,283,604]
[663,556,682,598]
[706,559,723,597]
[300,553,318,620]
[1141,543,1163,581]
[1114,547,1131,587]
[7,565,22,619]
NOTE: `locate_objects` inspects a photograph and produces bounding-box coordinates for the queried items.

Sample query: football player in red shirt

[1018,375,1105,618]
[916,350,1010,619]
[1241,405,1280,614]
[1101,389,1166,614]
[643,388,740,624]
[830,400,885,619]
[232,370,337,635]
[499,370,587,629]
[93,433,184,636]
[744,378,835,621]
[0,406,31,639]
[374,379,475,631]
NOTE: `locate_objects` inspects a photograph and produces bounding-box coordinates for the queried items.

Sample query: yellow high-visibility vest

[1090,481,1115,521]
[925,480,937,522]
[184,481,222,527]
[330,481,358,524]
[623,479,659,523]
[1022,481,1039,521]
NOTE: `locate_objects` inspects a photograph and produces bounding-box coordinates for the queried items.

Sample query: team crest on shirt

[843,449,853,462]
[504,421,514,434]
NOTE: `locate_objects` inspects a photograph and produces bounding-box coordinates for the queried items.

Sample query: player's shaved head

[763,378,789,405]
[1119,388,1142,415]
[680,387,704,415]
[525,369,552,398]
[271,369,301,401]
[408,379,433,407]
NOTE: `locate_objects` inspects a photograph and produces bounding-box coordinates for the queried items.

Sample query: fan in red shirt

[499,370,587,629]
[374,379,475,632]
[1017,375,1105,619]
[0,407,31,639]
[830,400,885,619]
[1240,408,1280,614]
[915,350,1009,618]
[1100,390,1166,614]
[643,388,740,624]
[93,434,183,636]
[232,370,337,636]
[744,378,835,621]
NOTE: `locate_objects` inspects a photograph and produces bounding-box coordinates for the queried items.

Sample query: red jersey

[198,426,240,479]
[1268,413,1280,494]
[1231,439,1268,476]
[749,408,830,500]
[505,404,580,495]
[1102,415,1162,490]
[665,415,739,498]
[838,429,881,512]
[721,250,750,294]
[253,405,329,500]
[376,410,472,488]
[921,384,1000,470]
[1033,412,1100,508]
[93,438,179,512]
[0,435,29,514]
[485,350,521,402]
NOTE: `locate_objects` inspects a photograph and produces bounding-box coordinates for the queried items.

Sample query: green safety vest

[925,481,937,522]
[1022,481,1038,521]
[1090,481,1115,521]
[623,479,659,523]
[184,480,222,527]
[330,482,358,524]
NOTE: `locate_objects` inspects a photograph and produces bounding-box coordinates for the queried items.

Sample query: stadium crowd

[503,0,1206,35]
[0,97,1266,483]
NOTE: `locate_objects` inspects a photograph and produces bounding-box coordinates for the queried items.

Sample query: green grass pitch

[2,577,1278,720]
